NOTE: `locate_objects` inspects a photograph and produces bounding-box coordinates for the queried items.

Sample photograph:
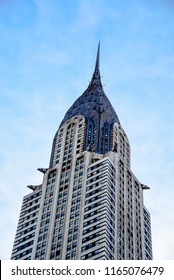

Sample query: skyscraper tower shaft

[11,44,152,260]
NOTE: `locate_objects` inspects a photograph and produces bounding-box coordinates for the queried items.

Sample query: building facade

[11,44,152,260]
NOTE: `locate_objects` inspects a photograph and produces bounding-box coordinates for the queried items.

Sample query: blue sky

[0,0,174,259]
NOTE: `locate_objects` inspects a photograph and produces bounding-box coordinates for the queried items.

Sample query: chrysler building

[11,44,152,260]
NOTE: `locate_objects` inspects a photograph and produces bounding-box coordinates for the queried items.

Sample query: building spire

[95,41,100,71]
[89,41,102,88]
[59,41,120,132]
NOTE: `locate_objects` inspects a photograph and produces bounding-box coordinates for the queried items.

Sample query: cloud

[149,189,174,259]
[0,0,15,8]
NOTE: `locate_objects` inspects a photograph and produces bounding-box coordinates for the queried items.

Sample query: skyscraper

[11,44,152,260]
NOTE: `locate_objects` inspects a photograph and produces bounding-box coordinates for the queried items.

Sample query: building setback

[11,44,152,260]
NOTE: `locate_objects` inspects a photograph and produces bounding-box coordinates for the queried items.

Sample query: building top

[59,43,120,128]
